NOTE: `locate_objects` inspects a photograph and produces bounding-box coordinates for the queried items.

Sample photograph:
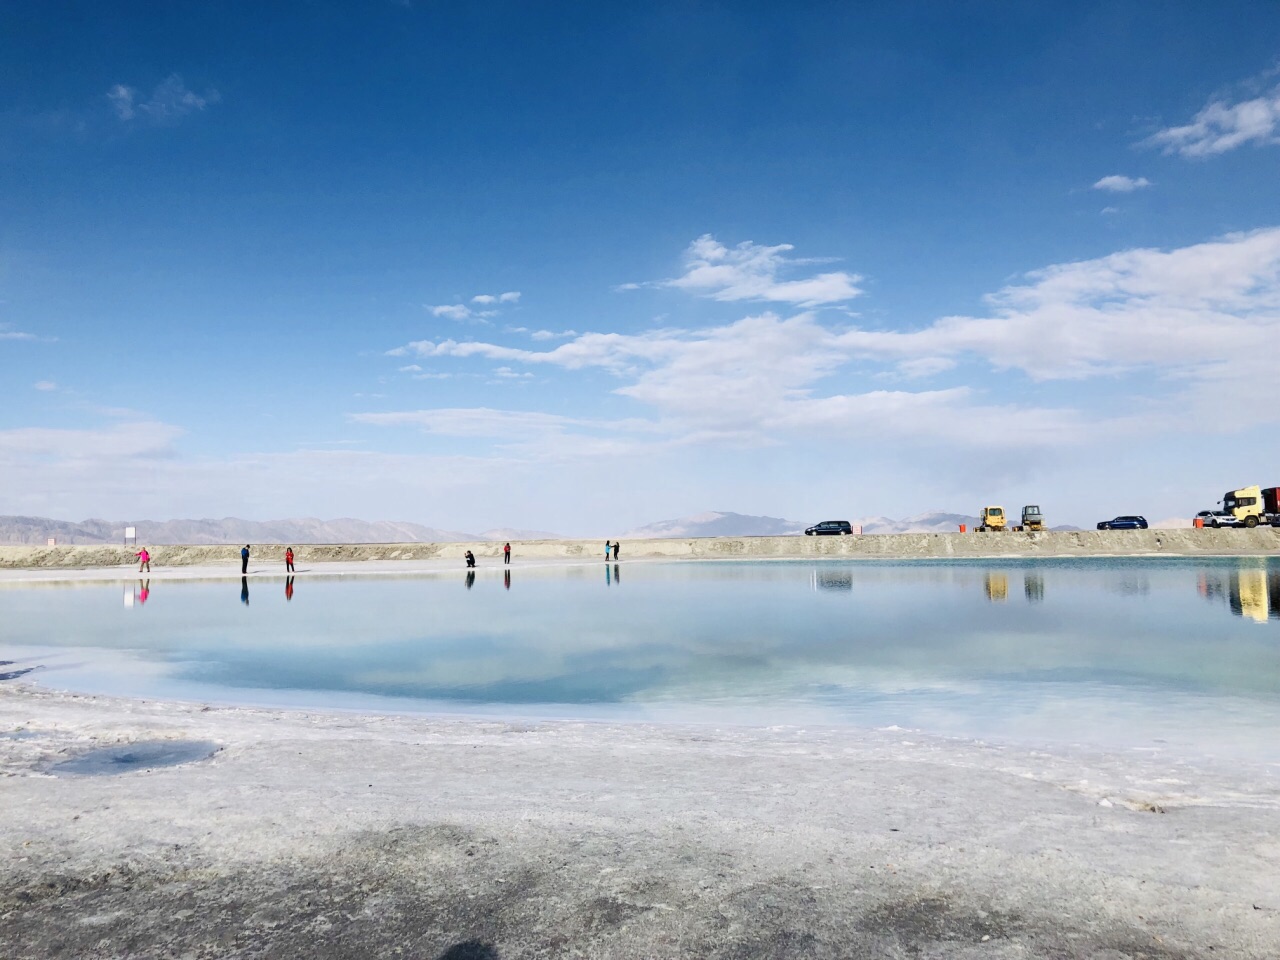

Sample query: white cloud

[530,329,578,341]
[33,380,57,391]
[1,323,37,341]
[0,419,182,460]
[831,226,1280,384]
[1148,84,1280,156]
[429,304,476,321]
[427,291,520,323]
[397,364,422,372]
[1092,175,1151,192]
[107,74,220,124]
[633,235,863,307]
[351,408,589,438]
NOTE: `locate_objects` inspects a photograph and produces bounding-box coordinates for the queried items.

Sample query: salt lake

[2,557,1278,761]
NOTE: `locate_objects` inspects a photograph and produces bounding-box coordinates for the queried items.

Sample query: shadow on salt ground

[0,660,36,682]
[438,943,499,960]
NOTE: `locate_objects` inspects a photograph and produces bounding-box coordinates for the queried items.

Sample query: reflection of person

[138,580,150,604]
[285,575,294,602]
[613,563,620,584]
[503,542,511,565]
[612,541,620,561]
[241,545,250,574]
[285,547,294,573]
[604,540,611,560]
[465,550,476,568]
[504,568,511,590]
[240,576,249,606]
[465,570,475,590]
[135,547,151,573]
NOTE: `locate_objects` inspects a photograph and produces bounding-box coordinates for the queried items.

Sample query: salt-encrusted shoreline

[1,526,1278,575]
[2,680,1277,958]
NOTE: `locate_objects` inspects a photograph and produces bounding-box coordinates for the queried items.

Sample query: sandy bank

[2,681,1278,959]
[2,527,1278,572]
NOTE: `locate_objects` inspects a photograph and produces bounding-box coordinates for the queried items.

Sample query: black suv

[1097,516,1148,530]
[805,520,854,536]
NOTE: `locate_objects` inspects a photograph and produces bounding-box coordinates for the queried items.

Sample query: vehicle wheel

[1245,515,1259,528]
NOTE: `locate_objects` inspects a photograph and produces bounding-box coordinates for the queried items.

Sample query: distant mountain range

[622,510,1082,537]
[0,510,1085,545]
[0,516,558,546]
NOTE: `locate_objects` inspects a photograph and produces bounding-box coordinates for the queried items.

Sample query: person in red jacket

[503,542,511,565]
[285,547,295,573]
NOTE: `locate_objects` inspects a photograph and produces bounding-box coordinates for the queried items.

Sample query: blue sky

[3,2,1280,534]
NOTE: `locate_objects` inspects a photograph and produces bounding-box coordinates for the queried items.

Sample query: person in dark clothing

[465,550,476,568]
[612,541,620,560]
[503,542,511,564]
[240,576,249,605]
[241,545,250,574]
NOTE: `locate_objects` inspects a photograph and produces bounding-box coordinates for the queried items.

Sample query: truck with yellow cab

[977,506,1006,532]
[1221,485,1280,528]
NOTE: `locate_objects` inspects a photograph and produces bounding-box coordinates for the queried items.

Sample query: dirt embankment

[1,527,1277,569]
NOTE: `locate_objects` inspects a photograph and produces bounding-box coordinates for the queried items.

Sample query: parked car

[1194,510,1237,528]
[1097,516,1148,530]
[805,520,854,536]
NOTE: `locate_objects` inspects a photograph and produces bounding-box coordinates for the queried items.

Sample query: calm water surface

[2,558,1278,759]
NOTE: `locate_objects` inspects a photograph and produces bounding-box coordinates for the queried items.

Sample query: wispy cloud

[107,74,220,124]
[0,323,37,341]
[33,380,57,391]
[628,235,863,307]
[1092,175,1151,192]
[425,290,521,323]
[384,227,1280,452]
[1148,83,1280,157]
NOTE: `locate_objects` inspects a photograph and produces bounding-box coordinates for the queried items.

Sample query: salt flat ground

[2,679,1278,959]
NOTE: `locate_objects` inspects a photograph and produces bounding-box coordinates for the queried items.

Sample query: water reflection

[504,569,511,591]
[240,576,249,606]
[811,569,852,591]
[1198,567,1280,623]
[4,558,1279,761]
[984,572,1008,603]
[285,576,294,602]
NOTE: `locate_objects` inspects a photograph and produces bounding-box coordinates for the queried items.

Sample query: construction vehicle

[1013,505,1045,532]
[1220,485,1280,528]
[977,506,1006,532]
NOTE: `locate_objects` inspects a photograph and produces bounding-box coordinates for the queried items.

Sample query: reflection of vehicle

[805,520,853,535]
[1221,485,1280,528]
[984,571,1008,602]
[1014,505,1045,532]
[1097,516,1148,530]
[1195,510,1237,528]
[1229,568,1280,622]
[977,506,1006,532]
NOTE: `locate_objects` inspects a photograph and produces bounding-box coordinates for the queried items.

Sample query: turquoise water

[2,558,1278,758]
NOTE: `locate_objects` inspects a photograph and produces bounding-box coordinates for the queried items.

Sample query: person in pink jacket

[135,547,151,573]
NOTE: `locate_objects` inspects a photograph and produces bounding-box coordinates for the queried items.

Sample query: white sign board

[124,526,136,539]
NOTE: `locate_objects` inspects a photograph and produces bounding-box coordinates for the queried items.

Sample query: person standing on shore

[503,542,511,565]
[241,544,250,574]
[612,541,620,561]
[136,546,151,573]
[285,547,294,573]
[604,540,611,560]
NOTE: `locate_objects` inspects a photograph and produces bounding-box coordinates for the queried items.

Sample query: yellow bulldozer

[977,506,1006,532]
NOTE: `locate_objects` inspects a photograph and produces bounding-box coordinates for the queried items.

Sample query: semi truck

[1221,485,1280,528]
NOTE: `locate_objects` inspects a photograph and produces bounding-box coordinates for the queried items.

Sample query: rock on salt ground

[1,681,1278,959]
